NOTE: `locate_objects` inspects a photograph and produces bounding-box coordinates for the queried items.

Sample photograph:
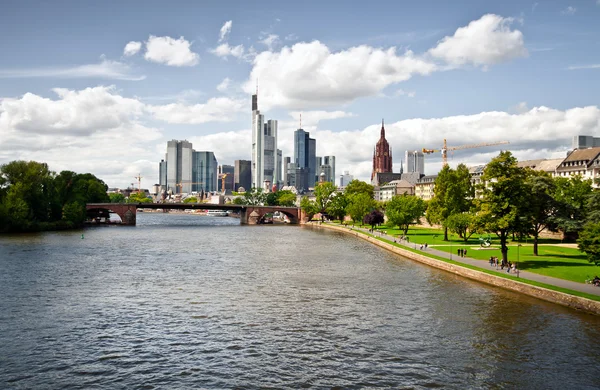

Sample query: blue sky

[1,0,599,188]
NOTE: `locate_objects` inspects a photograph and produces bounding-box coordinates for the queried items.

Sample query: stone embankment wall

[311,223,600,316]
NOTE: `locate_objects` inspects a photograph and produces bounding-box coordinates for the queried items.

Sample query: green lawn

[357,224,599,284]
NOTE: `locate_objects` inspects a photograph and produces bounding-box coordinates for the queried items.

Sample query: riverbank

[309,222,600,315]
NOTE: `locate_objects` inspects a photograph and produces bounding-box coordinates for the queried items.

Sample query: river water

[1,213,599,389]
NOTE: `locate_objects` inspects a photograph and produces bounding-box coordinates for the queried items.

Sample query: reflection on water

[1,213,599,388]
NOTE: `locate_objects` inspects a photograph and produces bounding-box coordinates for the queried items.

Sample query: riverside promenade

[312,222,600,314]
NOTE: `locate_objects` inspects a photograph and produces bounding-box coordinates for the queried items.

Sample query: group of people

[490,256,518,275]
[457,248,468,257]
[589,276,600,286]
[420,243,428,250]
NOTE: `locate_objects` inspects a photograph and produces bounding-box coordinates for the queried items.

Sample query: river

[1,213,599,389]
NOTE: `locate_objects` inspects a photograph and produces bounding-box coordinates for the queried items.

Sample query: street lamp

[450,235,453,260]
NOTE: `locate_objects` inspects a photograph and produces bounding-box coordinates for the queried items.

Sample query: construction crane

[422,139,510,167]
[134,173,142,192]
[221,174,228,194]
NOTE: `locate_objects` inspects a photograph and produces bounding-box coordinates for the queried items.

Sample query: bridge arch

[86,204,137,225]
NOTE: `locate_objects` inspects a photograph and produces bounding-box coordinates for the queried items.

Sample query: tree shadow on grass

[537,253,587,260]
[519,260,592,270]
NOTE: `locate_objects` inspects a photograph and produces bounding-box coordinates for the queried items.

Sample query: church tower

[371,119,393,181]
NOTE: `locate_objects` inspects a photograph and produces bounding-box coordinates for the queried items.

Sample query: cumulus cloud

[216,77,231,92]
[210,43,245,59]
[147,97,245,124]
[244,41,436,109]
[123,41,142,56]
[144,35,199,66]
[0,59,145,81]
[260,34,280,50]
[219,20,233,42]
[428,14,527,67]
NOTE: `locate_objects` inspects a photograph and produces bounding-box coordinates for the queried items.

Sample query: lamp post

[450,235,453,260]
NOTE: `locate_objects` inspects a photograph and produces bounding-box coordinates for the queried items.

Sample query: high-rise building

[405,150,425,175]
[166,139,193,193]
[340,171,354,187]
[371,120,393,183]
[251,94,279,191]
[159,159,167,189]
[192,151,218,193]
[234,160,251,192]
[294,128,316,191]
[323,155,336,183]
[282,156,291,186]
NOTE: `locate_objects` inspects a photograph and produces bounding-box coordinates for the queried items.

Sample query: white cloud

[561,6,577,15]
[216,77,231,92]
[244,40,436,109]
[210,43,245,59]
[288,110,355,127]
[393,89,416,98]
[568,64,600,70]
[219,20,233,42]
[428,14,527,67]
[144,35,199,67]
[0,59,145,81]
[147,97,245,124]
[123,41,142,56]
[260,34,280,50]
[189,130,251,164]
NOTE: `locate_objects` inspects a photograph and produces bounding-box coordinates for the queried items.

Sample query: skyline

[1,1,600,188]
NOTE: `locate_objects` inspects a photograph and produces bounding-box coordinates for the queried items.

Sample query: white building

[378,179,415,202]
[339,171,354,187]
[405,150,425,175]
[554,147,600,187]
[166,139,193,194]
[251,94,280,190]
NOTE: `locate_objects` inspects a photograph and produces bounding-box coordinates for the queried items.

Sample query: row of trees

[0,160,110,232]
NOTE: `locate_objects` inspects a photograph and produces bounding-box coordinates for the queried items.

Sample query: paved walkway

[340,225,600,297]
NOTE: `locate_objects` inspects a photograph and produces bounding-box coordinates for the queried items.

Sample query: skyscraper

[340,171,354,187]
[234,160,251,191]
[371,120,393,182]
[323,155,336,183]
[192,151,218,193]
[251,93,279,191]
[405,150,425,175]
[166,139,193,193]
[294,128,316,191]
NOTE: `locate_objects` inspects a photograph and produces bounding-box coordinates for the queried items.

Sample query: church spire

[380,118,385,138]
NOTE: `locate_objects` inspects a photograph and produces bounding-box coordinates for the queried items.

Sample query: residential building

[234,160,251,192]
[371,119,393,183]
[379,179,415,202]
[415,175,437,201]
[554,147,600,187]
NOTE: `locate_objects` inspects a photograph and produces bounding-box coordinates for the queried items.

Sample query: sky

[1,0,599,189]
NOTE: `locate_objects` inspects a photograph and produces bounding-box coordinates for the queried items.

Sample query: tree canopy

[385,194,426,234]
[344,180,374,199]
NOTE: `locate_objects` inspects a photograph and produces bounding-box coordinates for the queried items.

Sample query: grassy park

[344,223,599,284]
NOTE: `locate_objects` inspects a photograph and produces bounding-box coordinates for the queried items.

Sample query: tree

[552,176,593,240]
[426,164,474,241]
[232,196,246,205]
[326,193,349,221]
[364,210,384,231]
[300,196,319,221]
[346,192,376,225]
[344,180,374,199]
[128,192,152,203]
[109,193,125,203]
[522,171,558,255]
[183,196,198,203]
[314,182,337,219]
[577,222,600,265]
[476,151,527,263]
[445,213,480,242]
[243,187,267,206]
[385,195,426,235]
[277,191,297,207]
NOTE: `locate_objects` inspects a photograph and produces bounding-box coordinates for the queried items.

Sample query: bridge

[85,203,307,226]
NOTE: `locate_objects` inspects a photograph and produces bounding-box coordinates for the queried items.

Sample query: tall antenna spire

[381,118,385,138]
[300,113,302,129]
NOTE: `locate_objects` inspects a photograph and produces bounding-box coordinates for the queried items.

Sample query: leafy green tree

[183,196,198,203]
[109,193,125,203]
[300,196,319,220]
[346,192,376,225]
[127,192,152,203]
[364,210,384,231]
[232,196,246,205]
[577,222,600,265]
[266,191,279,206]
[522,170,559,255]
[344,180,374,199]
[446,213,480,242]
[585,191,600,223]
[314,182,337,219]
[426,164,474,241]
[243,187,267,205]
[277,191,297,207]
[476,151,527,263]
[552,176,593,240]
[385,195,426,235]
[62,201,86,226]
[326,193,349,221]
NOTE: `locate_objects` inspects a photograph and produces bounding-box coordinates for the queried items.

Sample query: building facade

[339,171,354,187]
[415,175,437,201]
[251,94,280,191]
[192,151,218,193]
[554,147,600,187]
[294,128,316,191]
[234,160,251,192]
[218,164,235,193]
[371,120,393,183]
[405,150,425,175]
[166,139,193,194]
[378,179,416,202]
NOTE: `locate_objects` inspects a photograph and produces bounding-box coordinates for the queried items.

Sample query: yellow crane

[221,174,228,194]
[422,139,510,167]
[134,173,143,193]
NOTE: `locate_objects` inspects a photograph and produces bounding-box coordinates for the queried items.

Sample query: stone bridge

[85,203,308,226]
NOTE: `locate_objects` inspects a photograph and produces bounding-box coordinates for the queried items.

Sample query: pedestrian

[463,249,467,257]
[420,244,423,250]
[458,248,462,257]
[424,243,428,250]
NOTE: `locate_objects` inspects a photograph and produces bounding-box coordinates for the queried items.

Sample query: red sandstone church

[371,120,393,180]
